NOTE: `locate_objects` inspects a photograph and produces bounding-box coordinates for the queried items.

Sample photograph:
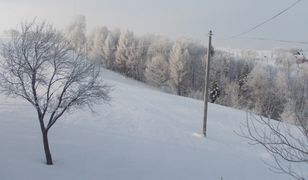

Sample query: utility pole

[203,30,212,137]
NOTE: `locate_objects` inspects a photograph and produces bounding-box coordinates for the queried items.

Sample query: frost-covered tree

[221,81,241,107]
[102,34,116,69]
[146,36,172,60]
[135,37,150,81]
[145,55,169,87]
[181,39,206,93]
[286,65,308,126]
[238,63,250,107]
[208,50,233,105]
[247,65,270,115]
[115,30,134,74]
[239,63,249,90]
[87,26,110,65]
[0,21,111,165]
[247,65,283,119]
[274,70,292,121]
[169,42,191,96]
[126,39,140,79]
[64,15,87,51]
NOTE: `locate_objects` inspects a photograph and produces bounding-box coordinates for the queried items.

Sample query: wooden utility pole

[203,30,212,137]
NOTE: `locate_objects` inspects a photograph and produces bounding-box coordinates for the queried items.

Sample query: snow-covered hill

[0,69,297,180]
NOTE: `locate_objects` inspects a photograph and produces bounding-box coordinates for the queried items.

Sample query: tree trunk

[42,130,53,165]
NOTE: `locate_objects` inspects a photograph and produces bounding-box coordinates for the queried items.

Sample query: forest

[67,15,308,125]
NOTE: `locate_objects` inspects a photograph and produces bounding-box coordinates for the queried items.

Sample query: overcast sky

[0,0,307,50]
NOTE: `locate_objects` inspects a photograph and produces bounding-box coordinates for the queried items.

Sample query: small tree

[0,21,111,165]
[209,81,220,103]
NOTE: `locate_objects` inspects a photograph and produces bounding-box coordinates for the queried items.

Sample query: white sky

[0,0,307,50]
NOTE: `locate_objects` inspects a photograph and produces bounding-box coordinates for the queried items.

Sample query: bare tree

[0,21,111,165]
[239,112,308,179]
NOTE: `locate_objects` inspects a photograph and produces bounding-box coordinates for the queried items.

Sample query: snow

[0,69,300,180]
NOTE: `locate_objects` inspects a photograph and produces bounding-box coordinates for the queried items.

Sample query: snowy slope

[0,69,298,180]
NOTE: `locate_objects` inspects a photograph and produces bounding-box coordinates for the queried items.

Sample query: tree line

[68,15,307,125]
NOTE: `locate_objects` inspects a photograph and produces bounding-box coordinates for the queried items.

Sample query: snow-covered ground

[0,69,299,180]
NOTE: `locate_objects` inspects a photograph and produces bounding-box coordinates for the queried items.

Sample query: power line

[231,0,302,38]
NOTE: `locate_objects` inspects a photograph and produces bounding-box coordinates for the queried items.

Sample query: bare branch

[238,111,308,179]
